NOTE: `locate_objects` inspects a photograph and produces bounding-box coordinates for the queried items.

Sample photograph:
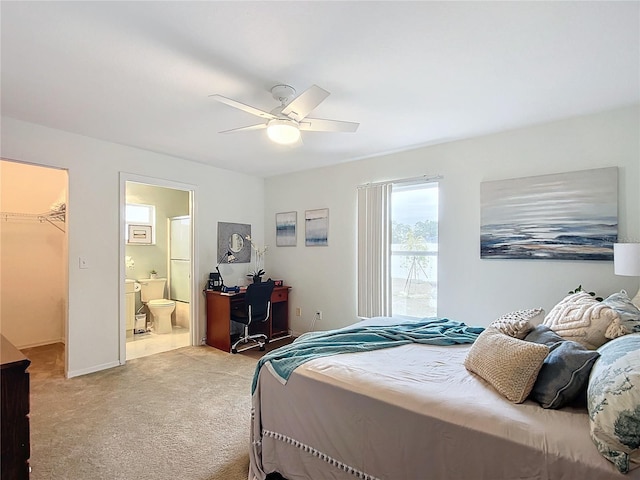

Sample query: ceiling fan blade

[281,85,330,122]
[219,123,267,134]
[209,94,277,120]
[299,118,360,133]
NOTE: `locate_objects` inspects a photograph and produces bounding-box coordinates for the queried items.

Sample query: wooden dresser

[1,334,31,479]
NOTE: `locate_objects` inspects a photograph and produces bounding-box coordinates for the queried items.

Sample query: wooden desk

[1,335,31,480]
[205,285,291,352]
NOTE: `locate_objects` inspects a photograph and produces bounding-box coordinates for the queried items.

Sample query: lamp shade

[267,119,300,145]
[614,243,640,276]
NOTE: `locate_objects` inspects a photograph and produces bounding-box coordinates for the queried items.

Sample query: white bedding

[250,319,639,480]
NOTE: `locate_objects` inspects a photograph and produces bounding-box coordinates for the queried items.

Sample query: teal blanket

[252,317,483,393]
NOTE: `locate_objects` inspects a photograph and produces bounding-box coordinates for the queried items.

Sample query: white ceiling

[1,1,638,177]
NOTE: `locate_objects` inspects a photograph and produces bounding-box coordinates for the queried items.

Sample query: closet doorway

[0,159,68,378]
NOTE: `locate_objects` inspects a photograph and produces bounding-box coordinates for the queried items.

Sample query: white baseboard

[67,361,121,379]
[16,337,65,350]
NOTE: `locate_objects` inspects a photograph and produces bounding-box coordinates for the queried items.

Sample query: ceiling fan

[209,84,359,145]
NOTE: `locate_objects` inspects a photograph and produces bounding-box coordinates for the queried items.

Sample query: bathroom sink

[125,279,140,294]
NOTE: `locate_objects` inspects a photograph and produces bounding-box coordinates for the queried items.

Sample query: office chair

[230,280,275,354]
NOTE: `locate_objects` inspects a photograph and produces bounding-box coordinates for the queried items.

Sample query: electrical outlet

[295,307,302,317]
[315,310,322,321]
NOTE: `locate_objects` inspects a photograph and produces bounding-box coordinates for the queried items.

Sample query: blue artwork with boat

[480,168,617,261]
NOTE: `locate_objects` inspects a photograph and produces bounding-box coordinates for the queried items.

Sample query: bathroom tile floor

[126,325,190,360]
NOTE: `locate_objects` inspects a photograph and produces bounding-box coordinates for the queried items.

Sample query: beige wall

[0,160,68,348]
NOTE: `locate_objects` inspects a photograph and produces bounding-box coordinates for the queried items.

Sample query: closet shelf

[1,210,66,232]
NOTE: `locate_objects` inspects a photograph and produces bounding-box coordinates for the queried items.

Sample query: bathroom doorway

[119,174,196,362]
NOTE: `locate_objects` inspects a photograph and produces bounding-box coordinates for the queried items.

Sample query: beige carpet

[24,338,292,480]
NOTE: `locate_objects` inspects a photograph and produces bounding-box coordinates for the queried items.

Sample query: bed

[249,316,640,480]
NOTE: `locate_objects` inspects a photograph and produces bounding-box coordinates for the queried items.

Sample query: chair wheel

[259,345,265,351]
[231,348,238,354]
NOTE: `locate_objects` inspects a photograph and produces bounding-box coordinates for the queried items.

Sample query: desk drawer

[271,289,288,303]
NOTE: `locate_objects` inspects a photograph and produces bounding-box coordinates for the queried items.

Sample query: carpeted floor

[23,337,293,480]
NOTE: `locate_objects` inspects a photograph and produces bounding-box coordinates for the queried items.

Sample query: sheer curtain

[357,183,392,318]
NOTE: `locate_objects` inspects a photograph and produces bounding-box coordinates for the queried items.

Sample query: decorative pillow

[543,292,620,349]
[464,327,549,403]
[525,325,599,409]
[490,308,544,339]
[602,291,640,339]
[587,333,640,474]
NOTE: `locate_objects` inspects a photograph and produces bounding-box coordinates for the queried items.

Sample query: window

[125,203,155,244]
[391,183,438,317]
[357,179,439,318]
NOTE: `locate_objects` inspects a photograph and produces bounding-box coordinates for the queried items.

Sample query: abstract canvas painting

[480,167,617,260]
[305,208,329,246]
[276,211,297,247]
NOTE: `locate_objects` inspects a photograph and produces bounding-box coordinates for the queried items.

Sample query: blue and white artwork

[305,208,329,246]
[276,211,297,247]
[480,167,617,261]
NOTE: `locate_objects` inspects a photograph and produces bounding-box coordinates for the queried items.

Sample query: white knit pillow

[464,327,549,403]
[490,308,544,339]
[543,292,619,349]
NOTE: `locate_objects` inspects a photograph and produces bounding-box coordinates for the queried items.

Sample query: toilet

[138,278,175,334]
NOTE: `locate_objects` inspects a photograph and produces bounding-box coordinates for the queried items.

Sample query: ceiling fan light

[267,119,300,145]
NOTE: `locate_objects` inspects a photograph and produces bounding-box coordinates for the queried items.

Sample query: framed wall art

[480,167,617,261]
[127,224,152,244]
[276,211,297,247]
[305,208,329,246]
[217,222,251,263]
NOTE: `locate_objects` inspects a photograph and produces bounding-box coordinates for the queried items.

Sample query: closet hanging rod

[1,210,66,232]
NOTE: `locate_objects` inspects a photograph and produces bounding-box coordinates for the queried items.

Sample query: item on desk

[221,285,240,294]
[208,272,223,291]
[213,250,236,291]
[272,279,284,287]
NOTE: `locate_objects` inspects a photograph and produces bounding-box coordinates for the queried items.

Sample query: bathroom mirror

[217,222,251,263]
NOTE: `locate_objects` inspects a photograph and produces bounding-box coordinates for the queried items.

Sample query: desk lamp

[211,250,235,291]
[614,243,640,308]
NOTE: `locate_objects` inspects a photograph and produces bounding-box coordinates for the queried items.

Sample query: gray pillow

[602,290,640,336]
[524,325,600,409]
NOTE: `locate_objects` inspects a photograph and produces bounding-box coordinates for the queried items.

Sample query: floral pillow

[587,333,640,474]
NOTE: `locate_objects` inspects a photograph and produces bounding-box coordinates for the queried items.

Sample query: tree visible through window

[391,183,438,317]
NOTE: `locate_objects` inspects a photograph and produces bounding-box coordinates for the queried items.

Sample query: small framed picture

[305,208,329,246]
[276,211,297,247]
[128,224,152,244]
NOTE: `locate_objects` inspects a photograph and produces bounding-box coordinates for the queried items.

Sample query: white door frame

[118,172,199,365]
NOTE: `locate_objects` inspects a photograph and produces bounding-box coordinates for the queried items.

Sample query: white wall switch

[295,307,302,317]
